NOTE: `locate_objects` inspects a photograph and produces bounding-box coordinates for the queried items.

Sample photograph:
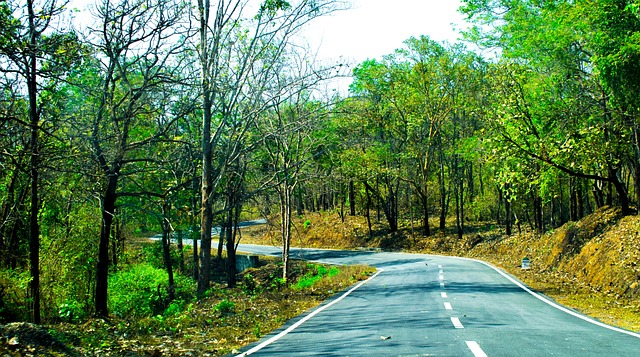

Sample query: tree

[79,0,189,317]
[0,0,80,324]
[193,0,348,294]
[462,0,637,217]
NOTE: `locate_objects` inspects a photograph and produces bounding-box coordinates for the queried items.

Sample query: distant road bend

[231,245,640,356]
[148,218,268,245]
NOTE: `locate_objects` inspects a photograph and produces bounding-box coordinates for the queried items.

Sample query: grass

[293,264,341,290]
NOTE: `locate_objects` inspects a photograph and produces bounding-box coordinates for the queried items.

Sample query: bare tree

[193,0,348,294]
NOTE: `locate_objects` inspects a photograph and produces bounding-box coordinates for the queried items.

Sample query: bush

[214,299,235,314]
[58,300,85,322]
[293,264,340,290]
[0,269,31,322]
[108,263,196,318]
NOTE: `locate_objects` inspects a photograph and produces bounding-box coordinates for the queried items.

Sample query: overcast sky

[298,0,469,93]
[301,0,468,63]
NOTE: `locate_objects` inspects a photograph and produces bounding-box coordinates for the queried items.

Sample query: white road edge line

[466,341,488,357]
[444,302,453,310]
[235,268,385,356]
[457,256,640,339]
[451,317,464,329]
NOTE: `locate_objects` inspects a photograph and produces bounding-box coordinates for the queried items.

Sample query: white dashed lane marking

[444,302,453,310]
[466,341,488,357]
[451,317,464,329]
[441,292,447,298]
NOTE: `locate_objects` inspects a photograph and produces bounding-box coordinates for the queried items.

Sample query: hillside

[242,207,640,331]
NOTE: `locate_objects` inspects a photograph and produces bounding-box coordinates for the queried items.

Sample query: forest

[1,0,640,331]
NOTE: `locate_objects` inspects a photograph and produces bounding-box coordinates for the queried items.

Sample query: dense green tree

[75,0,190,317]
[462,0,638,218]
[0,0,82,323]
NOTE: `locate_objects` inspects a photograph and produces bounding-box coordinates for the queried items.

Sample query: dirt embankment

[465,207,640,298]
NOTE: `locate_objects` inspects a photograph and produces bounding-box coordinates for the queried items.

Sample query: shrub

[58,300,85,322]
[214,299,235,313]
[108,263,196,318]
[293,264,341,290]
[0,269,31,322]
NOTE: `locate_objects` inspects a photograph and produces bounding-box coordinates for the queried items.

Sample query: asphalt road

[232,244,640,356]
[148,219,268,244]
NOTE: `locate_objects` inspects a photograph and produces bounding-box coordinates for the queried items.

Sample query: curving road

[232,244,640,356]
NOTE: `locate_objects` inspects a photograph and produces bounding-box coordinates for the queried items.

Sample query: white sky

[298,0,469,93]
[301,0,467,63]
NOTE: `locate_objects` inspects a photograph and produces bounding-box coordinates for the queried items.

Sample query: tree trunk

[280,182,293,281]
[577,179,584,219]
[364,182,373,240]
[161,202,175,302]
[226,204,237,288]
[421,193,431,237]
[496,187,503,226]
[609,166,631,215]
[217,225,225,261]
[534,193,543,233]
[198,95,213,296]
[27,0,40,324]
[592,181,605,209]
[95,174,118,317]
[504,185,512,236]
[191,179,199,281]
[570,177,578,221]
[349,181,356,216]
[454,178,463,239]
[177,230,185,274]
[439,160,447,230]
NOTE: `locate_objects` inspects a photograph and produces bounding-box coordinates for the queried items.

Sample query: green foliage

[58,300,85,323]
[0,269,31,322]
[214,299,235,314]
[140,239,190,273]
[108,264,196,318]
[241,273,258,295]
[258,0,291,17]
[293,264,340,290]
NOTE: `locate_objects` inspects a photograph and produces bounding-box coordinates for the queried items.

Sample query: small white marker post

[521,257,530,270]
